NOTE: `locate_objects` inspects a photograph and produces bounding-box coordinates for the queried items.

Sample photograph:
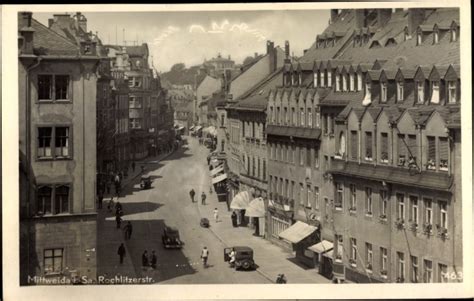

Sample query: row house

[329,63,461,283]
[19,12,99,284]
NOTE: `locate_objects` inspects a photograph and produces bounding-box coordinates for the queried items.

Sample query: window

[365,132,373,161]
[335,182,343,210]
[380,82,387,102]
[447,81,457,103]
[314,72,318,87]
[365,187,372,215]
[321,70,326,87]
[300,108,305,126]
[434,31,439,44]
[427,136,436,170]
[327,70,332,87]
[431,81,440,104]
[292,108,297,126]
[397,81,404,101]
[324,197,330,216]
[397,252,405,282]
[350,74,355,91]
[336,74,341,91]
[330,115,335,135]
[350,131,358,159]
[306,185,312,208]
[292,146,296,164]
[291,181,295,200]
[54,185,70,214]
[284,107,288,125]
[380,190,388,217]
[424,259,433,283]
[314,148,319,168]
[252,157,256,177]
[451,28,457,42]
[308,109,313,128]
[417,32,422,45]
[316,111,320,127]
[300,147,305,166]
[380,247,388,273]
[439,137,449,171]
[357,73,363,91]
[397,134,406,166]
[130,118,142,129]
[299,183,304,205]
[37,186,52,215]
[411,256,419,283]
[439,201,448,230]
[38,127,70,159]
[324,155,329,171]
[397,193,405,221]
[314,187,320,210]
[350,238,357,264]
[38,75,70,101]
[349,184,357,211]
[44,248,63,274]
[276,107,280,124]
[269,107,274,123]
[335,235,343,261]
[438,263,448,283]
[366,243,373,271]
[410,196,419,225]
[424,198,433,226]
[38,127,52,158]
[417,81,425,103]
[408,135,417,165]
[380,133,388,163]
[262,160,266,181]
[362,82,372,105]
[284,179,289,198]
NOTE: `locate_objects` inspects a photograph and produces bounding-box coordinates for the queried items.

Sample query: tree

[242,56,255,66]
[170,63,186,73]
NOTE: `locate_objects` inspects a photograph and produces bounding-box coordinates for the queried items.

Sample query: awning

[308,240,334,254]
[322,249,334,259]
[210,165,224,176]
[189,125,195,131]
[230,190,251,210]
[194,126,202,132]
[278,221,317,244]
[202,126,217,136]
[177,126,185,131]
[245,197,265,218]
[212,173,227,184]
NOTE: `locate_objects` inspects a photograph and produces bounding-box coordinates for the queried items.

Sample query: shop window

[44,248,64,275]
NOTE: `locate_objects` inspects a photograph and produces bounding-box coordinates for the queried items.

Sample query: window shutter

[428,136,436,160]
[439,137,448,160]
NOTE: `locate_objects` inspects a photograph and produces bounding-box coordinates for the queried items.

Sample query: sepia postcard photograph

[2,1,473,300]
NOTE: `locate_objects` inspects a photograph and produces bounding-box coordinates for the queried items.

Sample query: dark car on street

[162,226,183,249]
[224,246,255,271]
[200,217,210,228]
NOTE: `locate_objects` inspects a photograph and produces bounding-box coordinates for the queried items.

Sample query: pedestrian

[201,192,206,205]
[115,201,123,215]
[132,161,136,172]
[201,247,209,268]
[116,212,122,229]
[189,189,195,203]
[150,250,157,269]
[117,243,126,264]
[142,250,149,269]
[124,221,133,240]
[229,248,236,267]
[213,208,219,223]
[231,211,238,227]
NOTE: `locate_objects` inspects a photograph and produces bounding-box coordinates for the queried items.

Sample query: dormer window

[362,82,372,106]
[314,72,318,88]
[343,75,348,92]
[380,82,387,103]
[291,74,296,86]
[430,81,440,104]
[324,70,328,87]
[451,28,457,42]
[84,44,91,54]
[327,70,332,87]
[336,74,341,91]
[447,81,457,103]
[357,73,363,91]
[299,73,302,86]
[397,81,404,102]
[416,32,422,45]
[433,31,439,44]
[417,81,425,103]
[350,74,355,91]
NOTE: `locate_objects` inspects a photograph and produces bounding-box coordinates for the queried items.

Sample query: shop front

[211,172,228,204]
[278,221,319,267]
[244,197,266,237]
[230,190,251,226]
[308,239,334,279]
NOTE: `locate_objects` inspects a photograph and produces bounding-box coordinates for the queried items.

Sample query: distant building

[19,12,99,284]
[196,74,221,126]
[203,53,235,77]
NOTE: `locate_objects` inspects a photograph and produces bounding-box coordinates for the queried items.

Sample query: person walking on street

[201,247,209,268]
[115,201,123,216]
[117,243,126,264]
[201,192,206,205]
[150,250,157,270]
[142,250,149,269]
[115,212,122,229]
[189,189,195,203]
[213,208,219,223]
[124,221,133,240]
[231,211,238,227]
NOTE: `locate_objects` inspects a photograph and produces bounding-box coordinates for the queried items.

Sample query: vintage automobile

[200,217,210,228]
[140,174,152,189]
[224,246,255,270]
[162,226,183,249]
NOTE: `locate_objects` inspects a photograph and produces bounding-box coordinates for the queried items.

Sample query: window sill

[350,263,357,268]
[380,274,388,280]
[334,207,343,212]
[37,157,72,162]
[439,167,449,172]
[365,158,373,162]
[366,269,373,274]
[33,212,72,218]
[380,160,389,164]
[365,213,373,217]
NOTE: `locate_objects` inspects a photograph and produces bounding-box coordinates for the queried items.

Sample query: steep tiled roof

[267,125,322,140]
[25,19,80,56]
[321,90,364,106]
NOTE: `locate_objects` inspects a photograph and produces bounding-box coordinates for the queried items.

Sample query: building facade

[19,12,99,284]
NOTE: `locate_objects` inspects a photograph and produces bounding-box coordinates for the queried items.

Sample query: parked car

[200,218,210,228]
[162,226,183,249]
[224,246,255,270]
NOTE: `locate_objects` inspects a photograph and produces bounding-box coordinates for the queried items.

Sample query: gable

[425,111,447,134]
[444,64,459,80]
[396,110,416,133]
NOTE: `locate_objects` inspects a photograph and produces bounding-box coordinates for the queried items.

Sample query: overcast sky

[34,10,329,72]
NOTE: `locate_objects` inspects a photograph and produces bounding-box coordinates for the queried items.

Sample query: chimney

[354,9,366,29]
[408,8,425,34]
[48,18,54,28]
[284,40,290,63]
[267,40,276,73]
[75,12,87,32]
[254,52,258,58]
[377,9,392,27]
[330,9,339,23]
[18,12,35,55]
[53,13,71,29]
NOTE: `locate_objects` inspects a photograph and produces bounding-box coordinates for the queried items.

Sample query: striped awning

[230,190,251,210]
[212,173,227,184]
[210,165,224,176]
[245,197,265,218]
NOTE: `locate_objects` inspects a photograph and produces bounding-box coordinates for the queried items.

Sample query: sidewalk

[194,144,331,284]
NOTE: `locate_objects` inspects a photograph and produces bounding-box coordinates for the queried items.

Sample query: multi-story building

[264,8,462,283]
[196,74,221,126]
[19,12,99,284]
[203,53,235,77]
